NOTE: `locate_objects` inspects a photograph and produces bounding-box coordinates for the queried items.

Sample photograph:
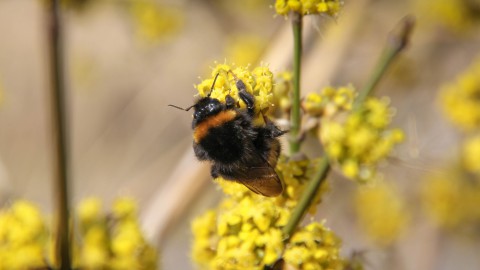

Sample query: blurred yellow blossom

[130,0,183,44]
[317,89,403,183]
[224,35,266,66]
[412,0,478,32]
[422,169,480,230]
[274,0,342,17]
[440,56,480,131]
[355,181,410,246]
[78,197,102,224]
[0,200,48,269]
[462,135,480,175]
[80,225,109,268]
[113,197,138,220]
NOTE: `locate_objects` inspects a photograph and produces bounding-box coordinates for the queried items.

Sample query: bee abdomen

[198,121,248,163]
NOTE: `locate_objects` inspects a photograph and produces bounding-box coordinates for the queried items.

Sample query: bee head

[193,97,223,122]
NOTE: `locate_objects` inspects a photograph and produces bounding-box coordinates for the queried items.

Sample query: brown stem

[47,0,71,268]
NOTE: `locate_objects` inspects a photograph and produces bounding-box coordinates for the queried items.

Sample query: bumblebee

[170,73,286,197]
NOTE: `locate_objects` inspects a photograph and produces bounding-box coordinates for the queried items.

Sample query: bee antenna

[206,73,221,98]
[227,70,238,80]
[168,104,195,111]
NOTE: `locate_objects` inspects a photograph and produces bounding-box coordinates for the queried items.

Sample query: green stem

[282,157,330,241]
[47,0,72,269]
[353,16,415,111]
[289,12,302,154]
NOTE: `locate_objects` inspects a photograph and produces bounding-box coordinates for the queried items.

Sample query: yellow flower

[112,197,138,220]
[355,181,410,246]
[463,135,480,175]
[81,242,108,269]
[112,221,144,256]
[78,197,102,225]
[7,200,46,246]
[364,97,392,129]
[342,159,359,178]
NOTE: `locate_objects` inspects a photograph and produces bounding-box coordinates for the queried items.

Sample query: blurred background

[0,0,479,269]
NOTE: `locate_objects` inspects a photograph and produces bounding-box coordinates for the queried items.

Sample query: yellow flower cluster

[440,57,480,131]
[355,181,410,246]
[303,85,356,117]
[275,156,329,212]
[284,222,344,270]
[421,169,480,230]
[271,71,293,113]
[192,187,289,269]
[130,0,183,44]
[319,93,404,182]
[78,197,158,270]
[196,64,275,118]
[192,156,339,269]
[274,0,342,17]
[0,198,158,270]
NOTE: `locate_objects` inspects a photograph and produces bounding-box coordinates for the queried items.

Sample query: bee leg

[225,95,235,109]
[210,164,220,178]
[262,114,288,138]
[267,122,287,138]
[235,79,255,116]
[193,143,209,161]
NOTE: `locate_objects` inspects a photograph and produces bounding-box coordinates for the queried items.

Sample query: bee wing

[231,161,284,197]
[236,171,283,197]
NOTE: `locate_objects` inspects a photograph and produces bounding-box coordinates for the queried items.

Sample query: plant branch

[282,157,330,241]
[289,12,303,154]
[353,15,415,111]
[47,0,72,268]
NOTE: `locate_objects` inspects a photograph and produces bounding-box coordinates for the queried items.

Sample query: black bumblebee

[169,73,286,197]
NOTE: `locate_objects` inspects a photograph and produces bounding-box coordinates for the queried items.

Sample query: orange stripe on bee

[193,110,237,143]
